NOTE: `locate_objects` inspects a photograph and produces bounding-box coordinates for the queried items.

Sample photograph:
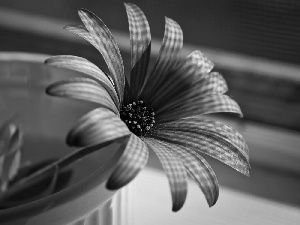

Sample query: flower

[45,3,250,212]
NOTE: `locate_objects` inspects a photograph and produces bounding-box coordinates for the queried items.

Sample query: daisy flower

[45,3,250,211]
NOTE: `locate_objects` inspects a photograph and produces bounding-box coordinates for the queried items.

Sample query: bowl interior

[0,59,120,205]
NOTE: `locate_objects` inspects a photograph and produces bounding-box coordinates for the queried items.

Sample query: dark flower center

[120,100,155,136]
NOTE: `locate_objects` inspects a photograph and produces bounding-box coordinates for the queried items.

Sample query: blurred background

[0,0,299,224]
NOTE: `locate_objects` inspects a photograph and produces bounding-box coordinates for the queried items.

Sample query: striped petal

[67,108,130,147]
[156,94,242,122]
[186,50,214,73]
[148,50,219,109]
[153,138,219,207]
[140,17,183,101]
[152,72,228,111]
[45,55,119,107]
[78,9,125,103]
[64,24,97,47]
[46,77,119,114]
[106,134,148,189]
[164,117,249,162]
[157,117,249,160]
[143,137,188,212]
[125,3,151,101]
[201,72,228,95]
[152,119,250,176]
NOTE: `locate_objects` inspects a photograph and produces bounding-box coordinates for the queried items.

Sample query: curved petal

[140,17,183,101]
[157,117,249,160]
[46,77,119,114]
[187,50,214,73]
[202,72,228,95]
[149,50,217,109]
[143,137,188,212]
[151,119,251,176]
[106,134,149,189]
[78,9,125,103]
[156,94,242,122]
[153,72,228,111]
[64,24,97,47]
[45,55,119,107]
[67,108,130,147]
[153,138,219,207]
[125,3,151,101]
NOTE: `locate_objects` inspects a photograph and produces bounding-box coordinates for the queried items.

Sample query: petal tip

[208,198,217,208]
[245,165,251,177]
[63,24,70,30]
[208,191,219,207]
[124,2,131,7]
[172,203,183,212]
[106,179,121,190]
[45,83,60,97]
[78,8,92,19]
[66,128,80,147]
[240,162,251,177]
[45,85,53,96]
[44,58,51,64]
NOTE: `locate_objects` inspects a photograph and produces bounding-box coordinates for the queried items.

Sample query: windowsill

[131,168,300,225]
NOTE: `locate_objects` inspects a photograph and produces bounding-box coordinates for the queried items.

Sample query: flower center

[120,100,155,136]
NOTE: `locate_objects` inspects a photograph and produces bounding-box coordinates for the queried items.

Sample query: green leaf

[143,137,188,212]
[45,55,119,108]
[67,108,131,147]
[106,134,148,189]
[78,9,125,103]
[125,3,151,102]
[46,77,119,114]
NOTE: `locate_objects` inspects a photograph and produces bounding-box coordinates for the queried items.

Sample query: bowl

[0,52,130,225]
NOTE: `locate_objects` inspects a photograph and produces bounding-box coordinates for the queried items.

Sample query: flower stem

[0,138,123,201]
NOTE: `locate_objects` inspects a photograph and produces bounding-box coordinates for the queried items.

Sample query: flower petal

[201,72,228,95]
[67,108,130,147]
[157,117,249,161]
[78,9,125,103]
[46,77,119,114]
[106,134,149,189]
[156,94,242,122]
[45,55,119,107]
[148,50,219,109]
[140,17,183,101]
[153,138,219,207]
[152,118,251,176]
[125,3,151,101]
[64,24,96,47]
[143,137,188,212]
[186,50,214,73]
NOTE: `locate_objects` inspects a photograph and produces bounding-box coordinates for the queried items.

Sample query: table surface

[131,168,300,225]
